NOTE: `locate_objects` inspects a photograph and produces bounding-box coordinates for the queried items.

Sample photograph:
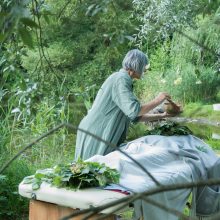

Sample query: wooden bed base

[29,200,116,220]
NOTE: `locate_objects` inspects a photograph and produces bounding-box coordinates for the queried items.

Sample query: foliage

[0,0,51,47]
[19,0,135,112]
[23,160,120,190]
[127,123,146,141]
[0,161,31,220]
[137,13,220,103]
[181,103,220,122]
[0,0,48,108]
[0,0,220,218]
[162,64,219,103]
[145,121,193,136]
[184,122,220,150]
[206,139,220,151]
[132,0,220,45]
[0,175,10,218]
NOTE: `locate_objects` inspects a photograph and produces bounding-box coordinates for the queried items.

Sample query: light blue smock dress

[74,69,141,160]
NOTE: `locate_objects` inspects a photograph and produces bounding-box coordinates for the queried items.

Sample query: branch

[141,197,195,220]
[65,123,161,186]
[2,122,219,220]
[82,196,135,220]
[61,177,220,220]
[32,0,63,84]
[175,28,220,58]
[168,117,220,127]
[57,0,72,19]
[0,123,159,187]
[136,14,220,59]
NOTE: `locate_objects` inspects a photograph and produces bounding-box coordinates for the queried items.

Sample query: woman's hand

[139,92,171,116]
[161,111,180,117]
[155,92,171,104]
[138,111,178,122]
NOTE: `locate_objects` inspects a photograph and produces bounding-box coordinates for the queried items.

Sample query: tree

[132,0,220,46]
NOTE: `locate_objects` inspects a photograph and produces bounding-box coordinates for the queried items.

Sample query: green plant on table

[145,121,193,136]
[23,160,120,190]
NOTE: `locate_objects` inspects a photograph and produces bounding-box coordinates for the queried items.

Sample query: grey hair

[122,49,148,75]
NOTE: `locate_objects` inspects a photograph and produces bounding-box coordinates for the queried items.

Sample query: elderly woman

[75,49,171,160]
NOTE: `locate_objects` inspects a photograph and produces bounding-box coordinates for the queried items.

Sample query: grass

[181,102,220,150]
[127,123,147,141]
[181,102,220,122]
[0,160,31,220]
[0,100,78,219]
[119,208,134,220]
[184,123,220,149]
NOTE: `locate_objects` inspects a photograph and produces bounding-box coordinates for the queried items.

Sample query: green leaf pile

[23,160,120,190]
[145,121,193,136]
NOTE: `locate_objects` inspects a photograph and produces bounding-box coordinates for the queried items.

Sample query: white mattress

[19,180,129,214]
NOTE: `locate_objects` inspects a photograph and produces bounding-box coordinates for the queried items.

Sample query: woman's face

[128,70,141,79]
[133,71,142,80]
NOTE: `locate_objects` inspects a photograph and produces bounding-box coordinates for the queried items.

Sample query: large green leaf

[23,161,120,190]
[0,12,9,18]
[43,14,50,24]
[18,26,33,48]
[0,34,6,42]
[20,17,39,29]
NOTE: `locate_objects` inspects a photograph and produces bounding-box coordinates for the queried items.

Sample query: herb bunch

[145,121,193,136]
[23,160,120,190]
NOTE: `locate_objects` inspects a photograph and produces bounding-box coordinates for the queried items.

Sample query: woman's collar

[119,68,128,74]
[119,68,133,79]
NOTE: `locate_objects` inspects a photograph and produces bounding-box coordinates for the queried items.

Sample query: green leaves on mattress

[23,160,120,190]
[145,121,193,136]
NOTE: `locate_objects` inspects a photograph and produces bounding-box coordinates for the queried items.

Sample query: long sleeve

[112,77,140,120]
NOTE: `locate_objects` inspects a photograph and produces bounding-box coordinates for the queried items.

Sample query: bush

[0,161,32,220]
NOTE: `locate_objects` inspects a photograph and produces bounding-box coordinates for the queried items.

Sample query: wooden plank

[29,200,116,220]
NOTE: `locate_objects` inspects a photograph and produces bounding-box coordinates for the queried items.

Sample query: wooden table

[29,200,116,220]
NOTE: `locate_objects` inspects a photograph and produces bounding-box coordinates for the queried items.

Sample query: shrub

[0,161,31,220]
